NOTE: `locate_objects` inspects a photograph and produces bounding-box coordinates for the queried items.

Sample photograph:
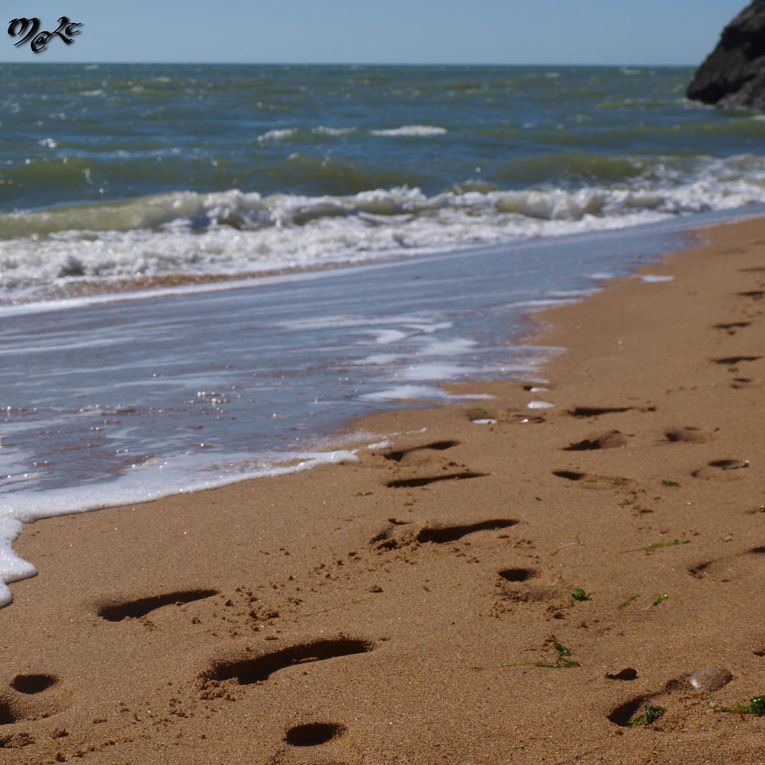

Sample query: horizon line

[0,60,700,68]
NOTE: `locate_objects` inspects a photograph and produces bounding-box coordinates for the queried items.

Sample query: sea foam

[0,448,359,605]
[4,154,765,304]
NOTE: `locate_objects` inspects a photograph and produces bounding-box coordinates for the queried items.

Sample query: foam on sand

[0,448,359,606]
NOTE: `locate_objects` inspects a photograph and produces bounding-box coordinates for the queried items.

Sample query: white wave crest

[2,154,765,302]
[257,128,297,143]
[313,126,356,136]
[371,125,448,137]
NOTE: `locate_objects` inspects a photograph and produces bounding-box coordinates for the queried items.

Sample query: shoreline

[1,214,764,762]
[5,203,765,315]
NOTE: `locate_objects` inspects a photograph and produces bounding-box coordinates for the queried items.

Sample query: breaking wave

[2,153,765,301]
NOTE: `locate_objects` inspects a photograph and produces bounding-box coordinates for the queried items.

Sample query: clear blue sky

[1,1,747,65]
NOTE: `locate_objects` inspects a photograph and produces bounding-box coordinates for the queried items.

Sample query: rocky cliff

[687,1,765,111]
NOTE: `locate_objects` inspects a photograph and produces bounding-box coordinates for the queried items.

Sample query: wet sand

[1,216,764,763]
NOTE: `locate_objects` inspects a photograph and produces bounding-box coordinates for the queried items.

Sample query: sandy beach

[1,214,763,764]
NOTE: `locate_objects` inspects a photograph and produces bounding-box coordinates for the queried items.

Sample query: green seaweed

[725,696,765,716]
[652,593,669,606]
[661,479,681,488]
[535,640,580,669]
[571,587,592,602]
[627,539,690,553]
[617,594,640,610]
[626,704,665,727]
[645,539,688,552]
[624,539,689,554]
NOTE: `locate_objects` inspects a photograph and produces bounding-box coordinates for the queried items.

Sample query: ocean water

[1,63,764,603]
[4,64,765,302]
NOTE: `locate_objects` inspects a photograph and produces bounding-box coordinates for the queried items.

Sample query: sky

[0,0,748,65]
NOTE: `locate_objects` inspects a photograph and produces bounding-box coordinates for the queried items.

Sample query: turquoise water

[2,64,765,301]
[0,64,764,603]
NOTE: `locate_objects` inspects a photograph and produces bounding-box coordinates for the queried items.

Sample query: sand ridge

[0,218,763,763]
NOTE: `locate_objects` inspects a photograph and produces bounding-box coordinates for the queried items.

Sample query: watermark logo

[8,16,83,53]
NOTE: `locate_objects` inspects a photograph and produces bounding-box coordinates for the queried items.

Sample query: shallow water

[1,205,760,603]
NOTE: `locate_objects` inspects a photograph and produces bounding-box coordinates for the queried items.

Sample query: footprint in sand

[689,546,765,581]
[385,472,487,489]
[566,406,634,418]
[201,638,374,688]
[664,427,715,444]
[731,376,763,389]
[691,459,750,481]
[712,355,762,368]
[498,567,537,583]
[285,722,346,747]
[271,721,358,765]
[492,568,570,616]
[495,567,559,605]
[371,519,517,549]
[607,676,687,728]
[713,321,752,335]
[0,673,66,727]
[416,520,517,543]
[608,670,736,728]
[608,694,660,727]
[552,470,635,489]
[96,588,219,622]
[383,440,460,463]
[10,675,57,695]
[563,430,627,451]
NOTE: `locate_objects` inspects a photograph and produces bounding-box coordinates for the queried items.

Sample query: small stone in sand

[689,667,733,692]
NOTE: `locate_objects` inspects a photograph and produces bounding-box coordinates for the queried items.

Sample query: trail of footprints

[375,438,518,546]
[200,639,371,763]
[550,297,762,728]
[5,289,762,756]
[713,279,765,386]
[0,434,520,761]
[0,438,512,755]
[382,438,488,488]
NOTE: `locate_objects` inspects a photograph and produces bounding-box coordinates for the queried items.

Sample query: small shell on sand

[689,667,733,692]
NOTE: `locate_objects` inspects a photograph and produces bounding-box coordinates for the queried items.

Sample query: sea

[1,63,765,603]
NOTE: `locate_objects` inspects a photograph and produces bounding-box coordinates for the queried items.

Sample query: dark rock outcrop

[687,1,765,111]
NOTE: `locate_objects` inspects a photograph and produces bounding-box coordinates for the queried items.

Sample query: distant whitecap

[370,125,447,137]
